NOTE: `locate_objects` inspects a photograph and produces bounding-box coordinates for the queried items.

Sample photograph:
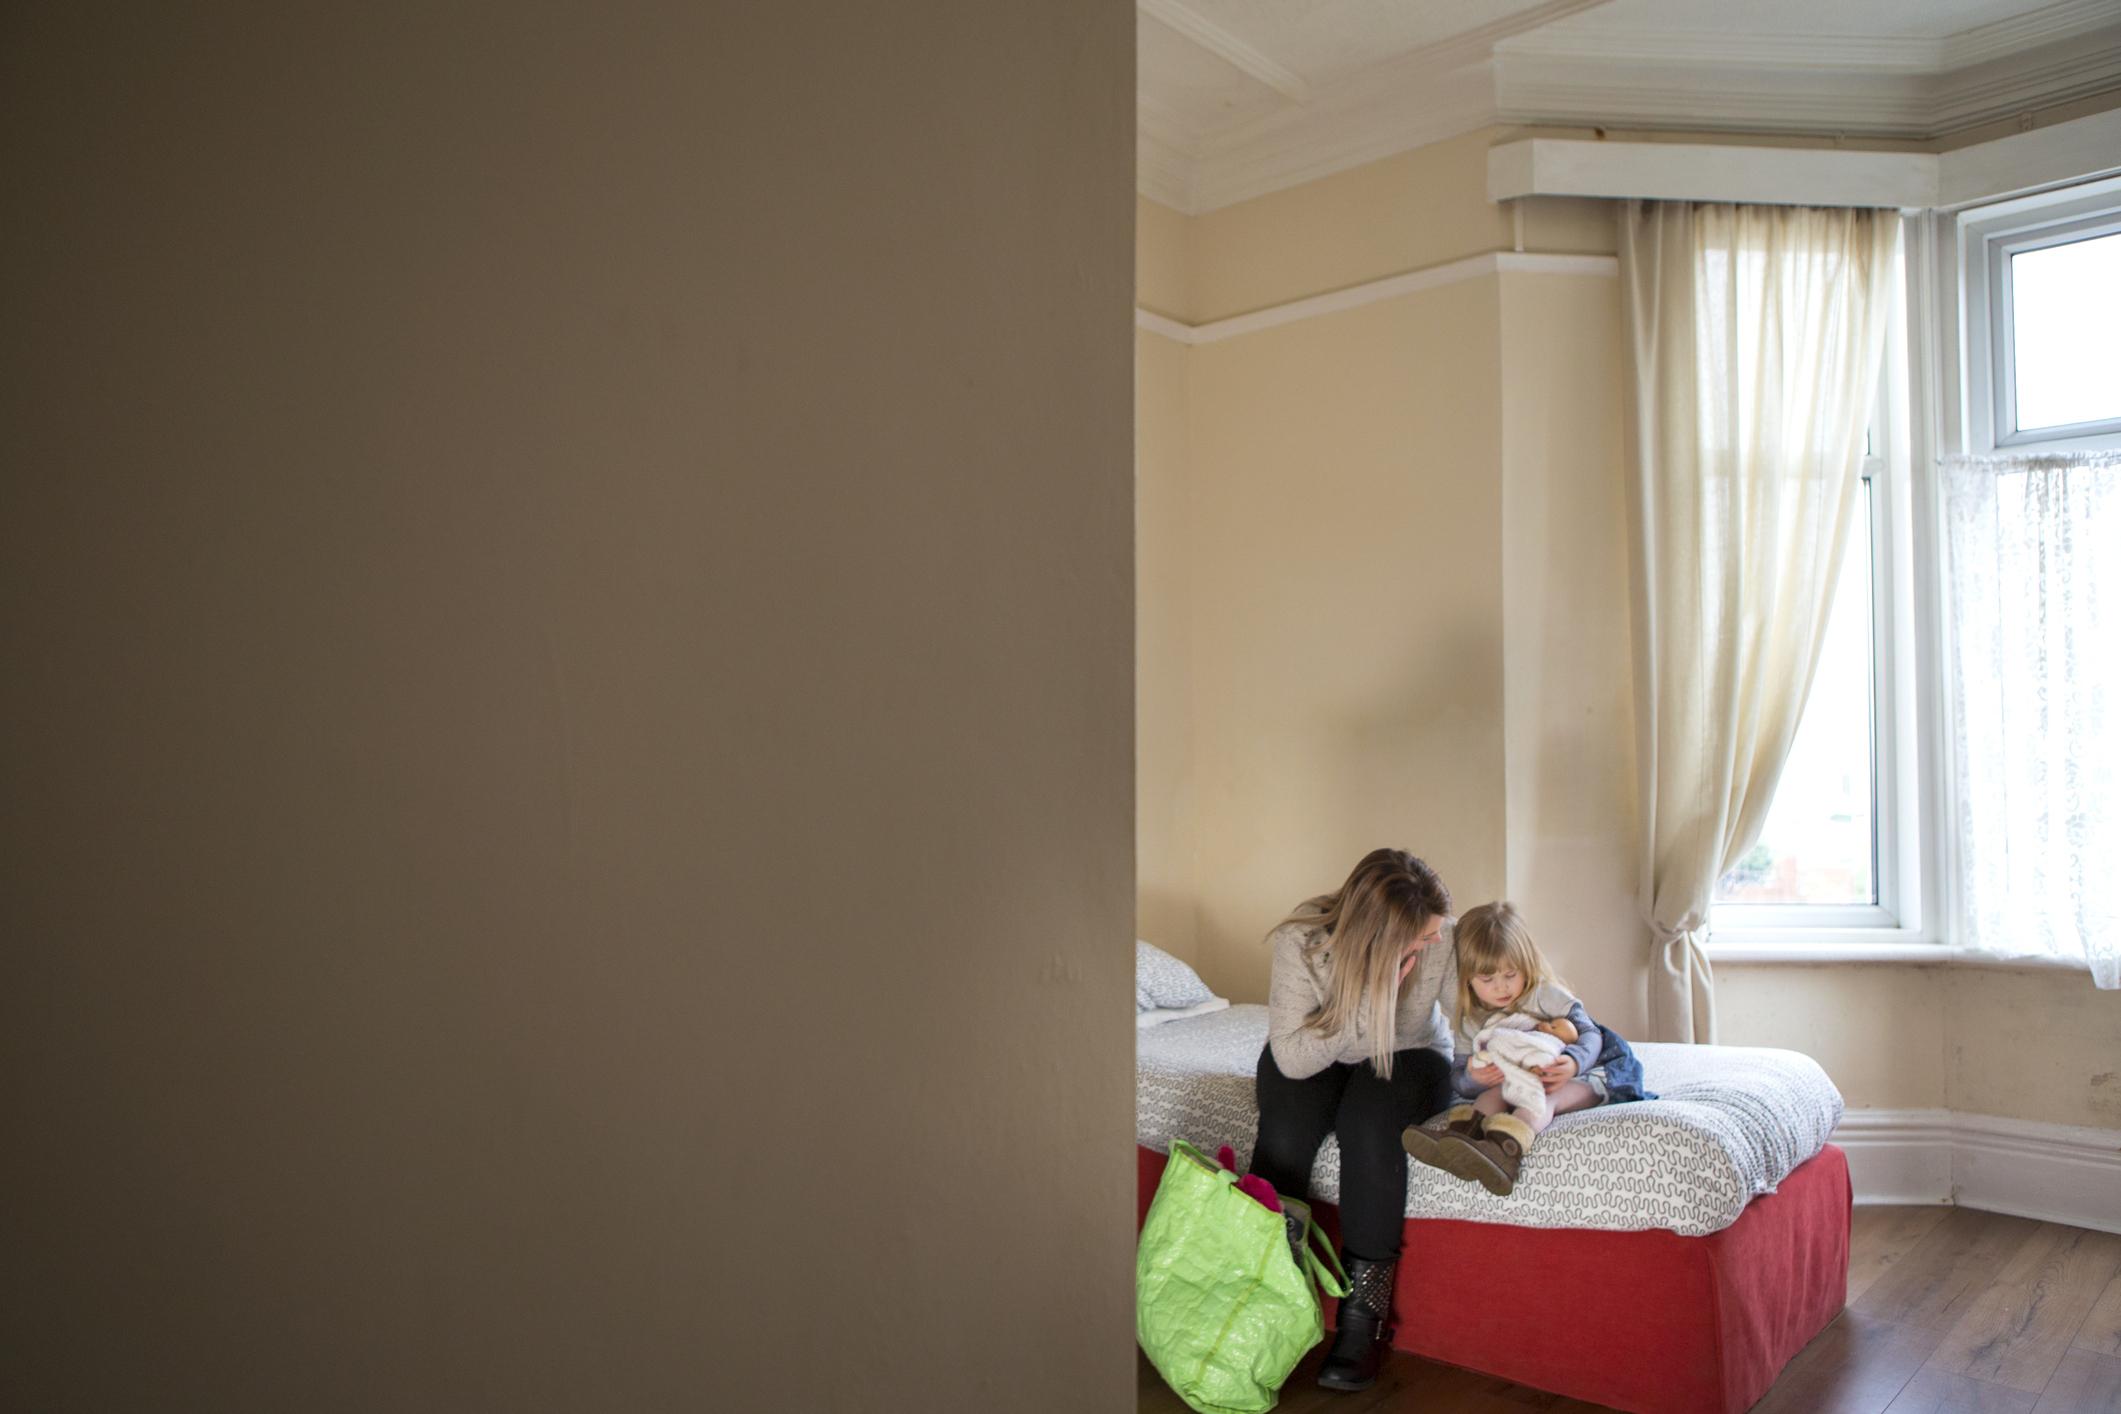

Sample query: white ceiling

[1139,0,2121,212]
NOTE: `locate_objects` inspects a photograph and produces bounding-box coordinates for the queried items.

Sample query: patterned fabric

[1943,451,2121,988]
[1137,940,1216,1011]
[1137,1005,1844,1238]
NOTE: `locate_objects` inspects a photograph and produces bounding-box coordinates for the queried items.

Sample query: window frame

[1964,174,2121,456]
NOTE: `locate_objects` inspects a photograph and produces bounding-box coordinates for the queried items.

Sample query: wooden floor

[1138,1207,2121,1413]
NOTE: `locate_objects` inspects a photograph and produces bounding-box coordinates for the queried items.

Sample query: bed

[1136,1003,1850,1414]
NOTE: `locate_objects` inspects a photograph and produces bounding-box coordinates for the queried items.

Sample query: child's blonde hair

[1452,901,1568,1030]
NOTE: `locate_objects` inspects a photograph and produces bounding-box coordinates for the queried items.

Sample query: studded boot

[1437,1111,1533,1196]
[1400,1104,1482,1172]
[1317,1252,1396,1392]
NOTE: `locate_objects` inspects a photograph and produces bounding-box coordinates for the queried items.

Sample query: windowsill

[1704,937,2091,971]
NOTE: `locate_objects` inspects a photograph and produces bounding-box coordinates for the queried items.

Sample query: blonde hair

[1282,849,1451,1078]
[1451,901,1568,1032]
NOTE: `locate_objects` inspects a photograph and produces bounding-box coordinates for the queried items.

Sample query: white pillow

[1137,997,1231,1029]
[1136,940,1215,1011]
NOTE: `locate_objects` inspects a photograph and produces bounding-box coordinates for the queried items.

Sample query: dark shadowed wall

[0,4,1136,1409]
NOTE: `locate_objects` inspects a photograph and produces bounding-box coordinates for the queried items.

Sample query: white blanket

[1472,1015,1566,1125]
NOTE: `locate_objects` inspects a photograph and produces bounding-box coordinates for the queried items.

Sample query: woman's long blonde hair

[1284,848,1451,1078]
[1450,901,1566,1032]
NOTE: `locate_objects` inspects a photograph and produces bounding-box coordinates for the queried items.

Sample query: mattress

[1135,1004,1844,1237]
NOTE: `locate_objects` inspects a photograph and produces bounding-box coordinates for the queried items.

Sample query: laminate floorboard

[1928,1228,2121,1392]
[1856,1209,2048,1331]
[1135,1209,2121,1414]
[1882,1368,2041,1412]
[2075,1272,2121,1359]
[1749,1309,1946,1414]
[1852,1207,1957,1305]
[2031,1349,2121,1413]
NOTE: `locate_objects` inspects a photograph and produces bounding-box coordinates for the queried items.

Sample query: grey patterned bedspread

[1136,1004,1844,1237]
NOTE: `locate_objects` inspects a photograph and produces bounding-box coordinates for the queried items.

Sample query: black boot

[1317,1252,1396,1392]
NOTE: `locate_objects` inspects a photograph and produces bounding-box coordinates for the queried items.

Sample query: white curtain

[1944,450,2121,988]
[1620,202,1900,1042]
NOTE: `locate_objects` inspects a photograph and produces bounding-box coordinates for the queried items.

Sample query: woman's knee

[1333,1119,1410,1174]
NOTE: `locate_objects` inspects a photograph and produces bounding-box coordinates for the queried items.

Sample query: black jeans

[1250,1043,1453,1262]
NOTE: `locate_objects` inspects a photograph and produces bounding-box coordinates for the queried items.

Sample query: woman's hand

[1538,1055,1579,1092]
[1397,944,1421,988]
[1468,1061,1504,1088]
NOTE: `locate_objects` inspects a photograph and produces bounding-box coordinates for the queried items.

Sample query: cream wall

[3,3,1136,1409]
[1138,125,2121,1132]
[1717,964,2121,1129]
[1498,272,1644,1037]
[1137,316,1199,964]
[1184,280,1509,1002]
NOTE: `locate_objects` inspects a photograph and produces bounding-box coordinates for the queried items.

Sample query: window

[1711,406,1912,938]
[1964,174,2121,456]
[1945,175,2121,984]
[2004,230,2121,437]
[1714,466,1877,910]
[1715,172,2121,954]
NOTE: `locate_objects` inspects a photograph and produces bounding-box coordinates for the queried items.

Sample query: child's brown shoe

[1401,1104,1482,1173]
[1436,1112,1532,1196]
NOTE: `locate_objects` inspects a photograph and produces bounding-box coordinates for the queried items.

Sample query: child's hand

[1538,1056,1579,1091]
[1468,1061,1504,1088]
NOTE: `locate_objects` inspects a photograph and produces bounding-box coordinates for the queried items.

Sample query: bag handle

[1168,1139,1224,1178]
[1301,1219,1348,1298]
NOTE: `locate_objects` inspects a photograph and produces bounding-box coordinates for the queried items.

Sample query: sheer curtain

[1620,201,1900,1042]
[1944,450,2121,988]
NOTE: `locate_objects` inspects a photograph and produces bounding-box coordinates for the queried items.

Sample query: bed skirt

[1136,1142,1850,1414]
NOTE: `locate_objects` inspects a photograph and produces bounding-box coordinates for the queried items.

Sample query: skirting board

[1832,1109,2121,1234]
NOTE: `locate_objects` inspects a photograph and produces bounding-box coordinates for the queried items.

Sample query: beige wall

[1718,964,2121,1128]
[1137,320,1199,965]
[1,3,1136,1410]
[1498,272,1644,1038]
[1138,123,2121,1134]
[1137,195,1195,324]
[1186,129,1616,323]
[1716,966,1952,1111]
[1946,969,2121,1128]
[1184,279,1510,1002]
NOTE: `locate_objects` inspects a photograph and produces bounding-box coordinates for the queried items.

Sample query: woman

[1250,848,1456,1393]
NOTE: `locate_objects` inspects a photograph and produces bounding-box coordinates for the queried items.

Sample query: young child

[1400,901,1627,1196]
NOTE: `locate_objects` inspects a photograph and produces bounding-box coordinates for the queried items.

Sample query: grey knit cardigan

[1265,910,1459,1081]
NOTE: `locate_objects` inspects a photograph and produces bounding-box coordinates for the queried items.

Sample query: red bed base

[1137,1143,1850,1414]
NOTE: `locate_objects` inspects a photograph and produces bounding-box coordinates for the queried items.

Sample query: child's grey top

[1451,980,1603,1097]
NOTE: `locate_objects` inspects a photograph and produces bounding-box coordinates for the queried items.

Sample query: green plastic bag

[1137,1140,1349,1414]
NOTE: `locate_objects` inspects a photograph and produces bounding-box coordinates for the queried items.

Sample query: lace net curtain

[1944,449,2121,988]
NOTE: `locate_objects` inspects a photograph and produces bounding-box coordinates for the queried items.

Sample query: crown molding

[1141,2,2121,212]
[1493,25,2121,140]
[1135,251,1617,345]
[1139,0,1611,215]
[1924,28,2121,133]
[1494,0,2121,75]
[1136,98,1199,212]
[1497,30,1944,74]
[1184,61,1497,215]
[1138,0,1311,104]
[1943,0,2121,69]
